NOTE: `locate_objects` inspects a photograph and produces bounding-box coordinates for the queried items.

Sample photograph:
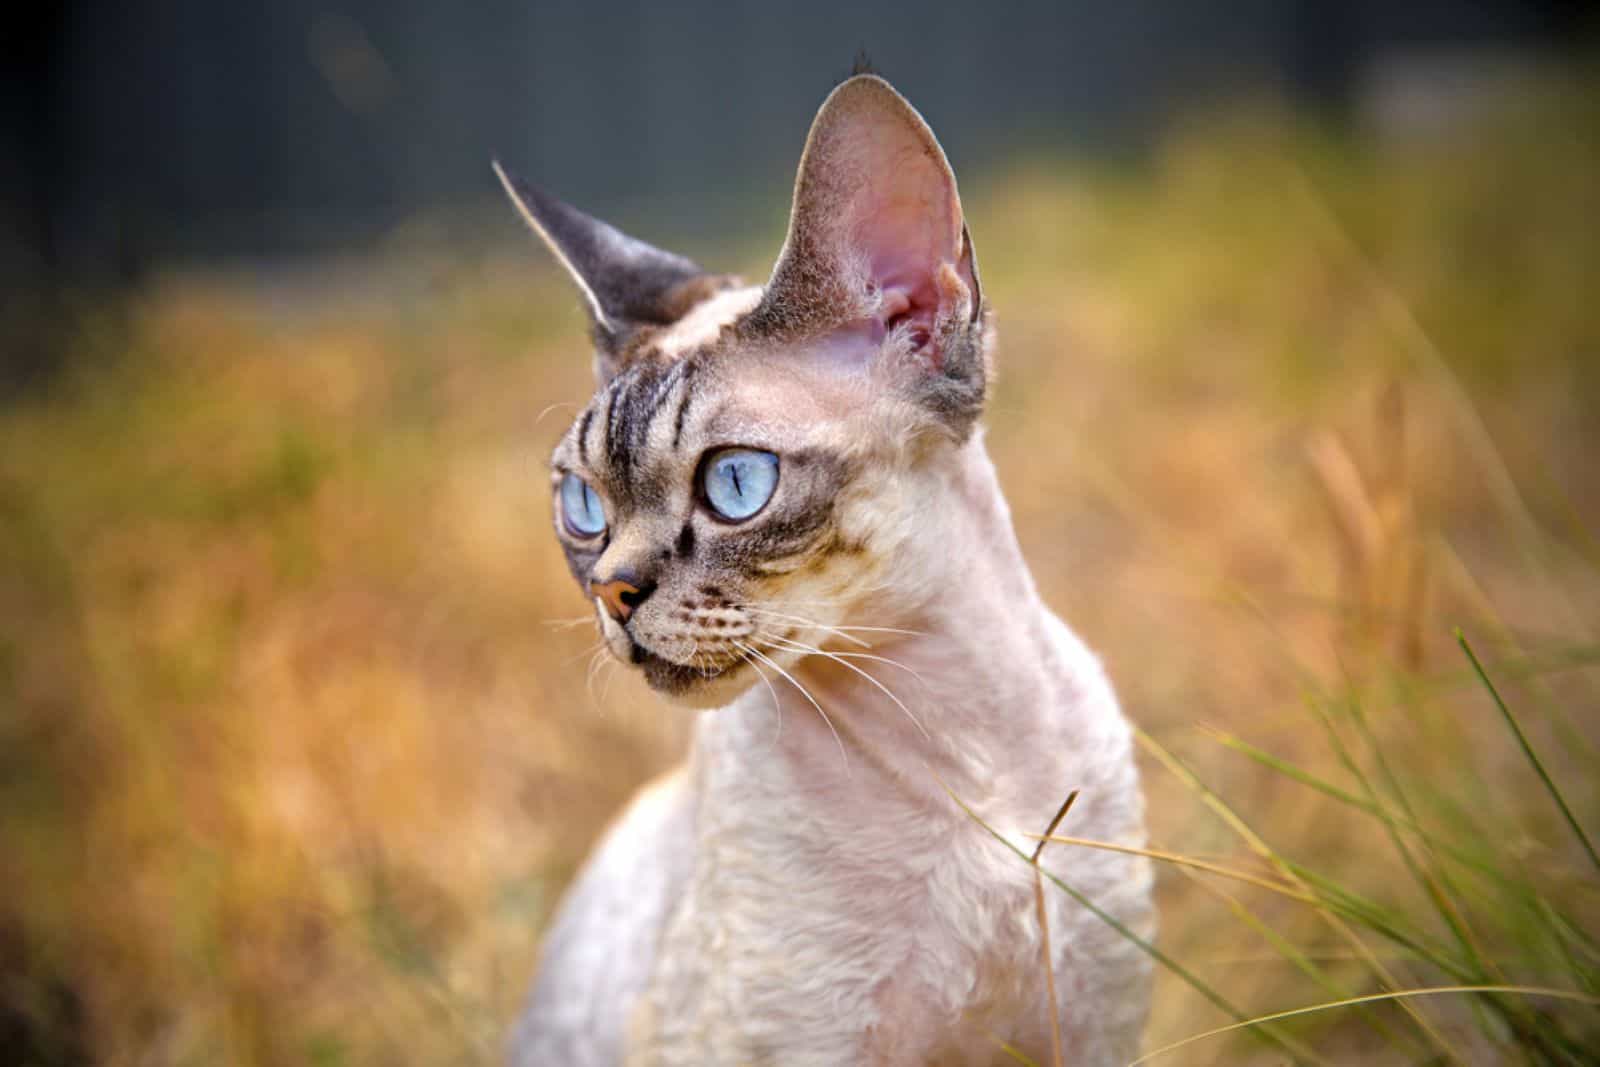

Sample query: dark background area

[6,2,1595,269]
[0,0,1595,385]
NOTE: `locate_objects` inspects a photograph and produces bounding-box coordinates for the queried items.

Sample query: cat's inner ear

[494,161,723,379]
[745,75,981,365]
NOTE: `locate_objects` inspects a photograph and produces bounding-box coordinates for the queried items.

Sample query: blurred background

[3,3,1599,1064]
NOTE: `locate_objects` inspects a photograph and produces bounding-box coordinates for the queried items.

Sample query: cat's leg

[508,766,696,1067]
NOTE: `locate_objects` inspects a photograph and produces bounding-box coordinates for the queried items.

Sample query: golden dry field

[4,86,1599,1064]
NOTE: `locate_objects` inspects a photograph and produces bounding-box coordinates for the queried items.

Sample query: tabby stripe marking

[576,407,595,467]
[632,360,685,456]
[671,360,699,450]
[604,366,634,475]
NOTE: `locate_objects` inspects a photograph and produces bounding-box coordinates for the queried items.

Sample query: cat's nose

[590,573,656,624]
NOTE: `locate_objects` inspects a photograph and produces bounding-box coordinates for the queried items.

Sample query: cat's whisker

[765,575,897,604]
[733,644,784,751]
[761,635,930,742]
[745,585,893,609]
[544,615,598,632]
[840,623,925,638]
[587,648,610,694]
[738,594,908,617]
[775,619,927,646]
[739,605,928,644]
[735,641,849,776]
[562,638,607,669]
[739,608,929,685]
[798,646,929,688]
[597,652,621,704]
[688,639,719,680]
[825,623,926,639]
[584,648,617,710]
[740,608,871,648]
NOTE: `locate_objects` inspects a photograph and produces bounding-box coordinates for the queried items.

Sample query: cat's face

[502,75,988,706]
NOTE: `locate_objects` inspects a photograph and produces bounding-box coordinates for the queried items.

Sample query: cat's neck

[710,435,1101,814]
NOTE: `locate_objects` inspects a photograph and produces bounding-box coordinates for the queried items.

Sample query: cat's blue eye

[559,472,607,538]
[701,449,779,522]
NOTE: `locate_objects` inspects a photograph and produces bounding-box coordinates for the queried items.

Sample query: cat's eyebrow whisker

[761,635,930,743]
[534,400,580,428]
[736,641,849,776]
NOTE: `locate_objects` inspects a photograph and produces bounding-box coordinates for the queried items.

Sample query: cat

[498,74,1153,1067]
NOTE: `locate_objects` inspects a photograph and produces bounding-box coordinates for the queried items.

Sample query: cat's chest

[627,671,1133,1063]
[637,788,1051,1064]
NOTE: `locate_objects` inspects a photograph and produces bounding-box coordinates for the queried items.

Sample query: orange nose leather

[591,578,642,623]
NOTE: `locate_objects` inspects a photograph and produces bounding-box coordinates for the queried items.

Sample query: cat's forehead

[559,358,697,499]
[552,275,884,522]
[555,350,851,513]
[559,285,784,447]
[555,357,726,509]
[650,286,763,360]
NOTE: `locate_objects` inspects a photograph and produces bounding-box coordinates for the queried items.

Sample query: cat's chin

[636,649,753,709]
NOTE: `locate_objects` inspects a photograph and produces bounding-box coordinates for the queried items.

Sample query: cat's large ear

[494,161,721,383]
[742,74,984,425]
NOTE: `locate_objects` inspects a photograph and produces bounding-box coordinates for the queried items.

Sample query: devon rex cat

[499,74,1153,1066]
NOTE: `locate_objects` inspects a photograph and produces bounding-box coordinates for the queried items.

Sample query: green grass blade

[1458,631,1600,877]
[1281,864,1471,981]
[1178,866,1420,1053]
[1208,726,1584,927]
[1314,688,1497,981]
[942,785,1322,1066]
[1138,728,1462,1056]
[1327,681,1597,1057]
[1131,984,1600,1066]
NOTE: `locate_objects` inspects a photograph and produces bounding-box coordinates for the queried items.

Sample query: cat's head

[499,75,989,707]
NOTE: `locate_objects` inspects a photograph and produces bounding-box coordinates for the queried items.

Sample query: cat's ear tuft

[743,75,985,433]
[493,161,716,381]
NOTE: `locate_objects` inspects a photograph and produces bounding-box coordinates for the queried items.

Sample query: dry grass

[3,81,1598,1064]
